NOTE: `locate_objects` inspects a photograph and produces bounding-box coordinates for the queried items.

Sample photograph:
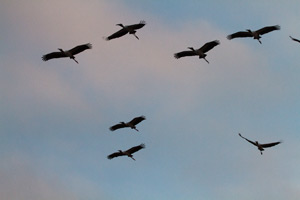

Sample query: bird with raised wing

[238,133,281,155]
[104,20,146,40]
[110,116,146,132]
[227,25,280,44]
[174,40,220,63]
[107,144,145,161]
[42,43,92,63]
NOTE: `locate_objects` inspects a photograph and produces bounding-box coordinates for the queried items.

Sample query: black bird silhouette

[239,133,281,155]
[227,25,280,44]
[104,20,146,40]
[42,43,92,63]
[174,40,220,63]
[107,144,145,161]
[110,116,146,132]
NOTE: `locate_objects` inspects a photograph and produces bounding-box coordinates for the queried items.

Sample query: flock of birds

[41,21,300,160]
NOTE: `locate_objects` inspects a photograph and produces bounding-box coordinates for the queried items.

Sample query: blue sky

[1,1,300,200]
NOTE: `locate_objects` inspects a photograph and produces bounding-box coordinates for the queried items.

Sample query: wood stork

[289,36,300,43]
[110,116,146,132]
[239,133,281,155]
[174,40,220,63]
[227,25,280,44]
[107,144,145,161]
[104,20,146,40]
[42,43,92,64]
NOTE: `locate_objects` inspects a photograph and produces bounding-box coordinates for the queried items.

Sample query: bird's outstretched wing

[260,141,281,148]
[290,36,300,43]
[109,123,127,131]
[127,20,146,30]
[69,43,92,55]
[126,144,145,154]
[105,29,129,41]
[42,52,66,61]
[129,116,146,125]
[256,25,280,35]
[107,152,124,159]
[199,40,220,53]
[174,50,197,59]
[227,31,253,40]
[238,133,257,146]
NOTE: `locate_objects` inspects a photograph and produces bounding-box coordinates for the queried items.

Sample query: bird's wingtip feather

[42,56,47,61]
[103,36,110,41]
[86,43,92,49]
[213,40,220,45]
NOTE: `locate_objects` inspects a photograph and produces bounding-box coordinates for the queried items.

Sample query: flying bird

[174,40,220,63]
[104,20,146,40]
[238,133,281,155]
[289,35,300,43]
[42,43,92,63]
[227,25,280,44]
[110,116,146,132]
[107,143,145,161]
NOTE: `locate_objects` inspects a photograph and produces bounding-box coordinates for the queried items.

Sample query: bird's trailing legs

[203,57,209,64]
[199,54,209,64]
[133,33,139,40]
[72,57,79,64]
[129,30,139,40]
[129,156,136,161]
[257,39,262,44]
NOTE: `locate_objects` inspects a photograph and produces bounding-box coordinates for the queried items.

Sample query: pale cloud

[0,153,111,200]
[0,153,78,200]
[0,58,90,122]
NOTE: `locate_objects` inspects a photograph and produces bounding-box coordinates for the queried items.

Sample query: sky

[1,0,300,199]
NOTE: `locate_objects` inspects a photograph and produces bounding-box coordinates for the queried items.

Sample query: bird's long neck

[117,24,125,28]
